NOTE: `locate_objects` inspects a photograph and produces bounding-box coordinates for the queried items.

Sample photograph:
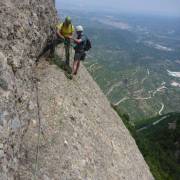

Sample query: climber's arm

[72,38,82,44]
[56,24,65,40]
[57,30,65,40]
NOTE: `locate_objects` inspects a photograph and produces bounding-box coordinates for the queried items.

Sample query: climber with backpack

[71,25,91,75]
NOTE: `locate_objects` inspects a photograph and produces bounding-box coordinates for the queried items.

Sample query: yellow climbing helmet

[65,16,71,24]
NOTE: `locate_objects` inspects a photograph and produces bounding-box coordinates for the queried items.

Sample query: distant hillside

[113,106,180,180]
[60,9,180,121]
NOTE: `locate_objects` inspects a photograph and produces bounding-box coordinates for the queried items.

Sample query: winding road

[141,68,150,84]
[114,97,129,106]
[159,103,165,115]
[89,63,98,72]
[106,81,122,96]
[137,115,169,132]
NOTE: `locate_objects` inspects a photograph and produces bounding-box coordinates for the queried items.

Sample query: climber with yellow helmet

[56,16,75,66]
[38,16,74,68]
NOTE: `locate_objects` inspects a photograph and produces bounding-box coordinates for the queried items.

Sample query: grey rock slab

[20,59,154,180]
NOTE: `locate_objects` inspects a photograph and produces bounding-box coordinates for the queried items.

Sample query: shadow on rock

[51,54,72,74]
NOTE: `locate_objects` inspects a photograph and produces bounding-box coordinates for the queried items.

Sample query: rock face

[19,56,154,179]
[0,0,57,179]
[0,0,154,180]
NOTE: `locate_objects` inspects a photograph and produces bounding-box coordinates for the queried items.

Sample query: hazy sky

[56,0,180,16]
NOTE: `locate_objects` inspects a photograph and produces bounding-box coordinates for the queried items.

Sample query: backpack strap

[82,34,88,50]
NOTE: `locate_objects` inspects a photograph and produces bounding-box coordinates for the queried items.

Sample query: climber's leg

[73,60,79,75]
[64,39,71,66]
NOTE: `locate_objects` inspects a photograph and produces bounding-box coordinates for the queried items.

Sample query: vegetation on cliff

[113,105,180,180]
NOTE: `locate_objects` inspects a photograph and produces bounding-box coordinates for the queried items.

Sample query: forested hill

[114,107,180,180]
[138,113,180,180]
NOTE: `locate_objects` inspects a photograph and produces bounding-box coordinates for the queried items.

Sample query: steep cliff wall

[0,0,154,180]
[0,0,57,179]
